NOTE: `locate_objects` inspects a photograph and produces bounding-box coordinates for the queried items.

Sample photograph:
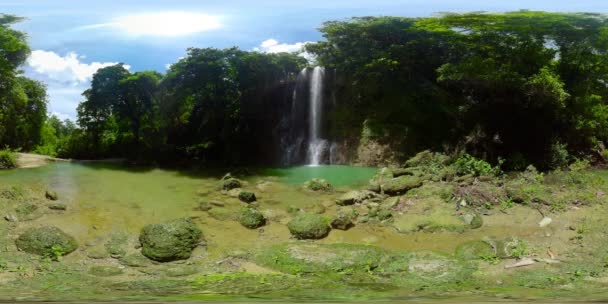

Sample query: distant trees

[67,48,306,161]
[0,15,48,151]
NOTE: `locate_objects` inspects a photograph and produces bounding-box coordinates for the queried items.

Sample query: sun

[112,11,222,37]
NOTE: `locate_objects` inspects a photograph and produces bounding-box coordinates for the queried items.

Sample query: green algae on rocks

[238,207,266,229]
[139,218,203,262]
[15,226,78,257]
[287,213,331,239]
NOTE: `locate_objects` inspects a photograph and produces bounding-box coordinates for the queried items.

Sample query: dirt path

[16,153,70,168]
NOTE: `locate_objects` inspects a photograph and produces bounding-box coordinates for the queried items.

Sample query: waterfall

[281,68,308,165]
[307,67,326,166]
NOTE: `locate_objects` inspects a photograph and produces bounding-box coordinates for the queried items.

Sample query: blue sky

[2,0,607,120]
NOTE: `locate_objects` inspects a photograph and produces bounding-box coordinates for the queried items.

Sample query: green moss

[238,191,257,203]
[382,175,423,195]
[105,232,128,257]
[15,226,78,257]
[222,178,242,191]
[331,208,357,230]
[89,266,124,277]
[139,218,203,262]
[303,178,333,192]
[287,213,331,239]
[255,243,388,274]
[454,241,495,260]
[238,207,266,229]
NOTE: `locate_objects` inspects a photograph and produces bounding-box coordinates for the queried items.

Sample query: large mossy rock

[382,176,423,195]
[287,213,330,240]
[139,218,203,262]
[255,243,387,274]
[15,226,78,256]
[303,178,333,192]
[238,207,266,229]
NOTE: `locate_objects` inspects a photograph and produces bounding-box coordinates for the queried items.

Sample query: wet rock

[486,237,527,259]
[304,202,326,214]
[4,213,17,222]
[331,208,357,230]
[89,266,124,277]
[45,190,58,201]
[455,241,495,260]
[119,253,151,267]
[238,191,257,203]
[207,208,234,221]
[227,188,242,197]
[15,226,78,257]
[539,217,552,227]
[105,232,128,258]
[462,213,483,229]
[336,190,381,206]
[287,213,331,240]
[382,176,424,195]
[222,178,242,191]
[48,203,67,211]
[303,178,333,192]
[209,200,225,207]
[14,202,43,221]
[87,247,110,259]
[197,201,213,211]
[238,207,266,229]
[139,218,203,262]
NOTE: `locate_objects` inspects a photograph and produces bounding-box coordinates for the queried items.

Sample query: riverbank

[1,155,608,302]
[15,153,70,169]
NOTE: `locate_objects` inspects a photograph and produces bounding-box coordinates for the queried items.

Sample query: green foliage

[452,154,501,177]
[0,148,16,169]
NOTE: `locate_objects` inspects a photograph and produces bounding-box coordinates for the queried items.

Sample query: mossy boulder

[222,178,242,191]
[287,213,331,239]
[255,243,387,274]
[238,207,266,229]
[382,176,423,195]
[14,202,43,221]
[139,218,203,262]
[303,178,333,192]
[331,208,357,230]
[15,226,78,257]
[238,191,257,203]
[303,202,326,214]
[492,237,527,258]
[45,190,58,201]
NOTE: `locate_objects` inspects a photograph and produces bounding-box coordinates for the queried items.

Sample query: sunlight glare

[113,11,221,37]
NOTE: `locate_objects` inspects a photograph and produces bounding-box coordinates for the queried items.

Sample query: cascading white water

[308,67,326,166]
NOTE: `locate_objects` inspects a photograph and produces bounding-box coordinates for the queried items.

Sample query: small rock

[4,213,18,222]
[539,217,552,228]
[45,190,59,201]
[505,258,535,269]
[209,200,225,207]
[238,191,257,203]
[48,203,67,211]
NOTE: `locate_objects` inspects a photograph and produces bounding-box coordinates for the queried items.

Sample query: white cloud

[28,50,127,85]
[25,50,130,120]
[255,39,311,54]
[254,39,315,62]
[82,11,222,37]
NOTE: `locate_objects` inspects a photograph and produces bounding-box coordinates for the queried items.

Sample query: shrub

[0,149,17,169]
[452,154,500,176]
[548,141,569,169]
